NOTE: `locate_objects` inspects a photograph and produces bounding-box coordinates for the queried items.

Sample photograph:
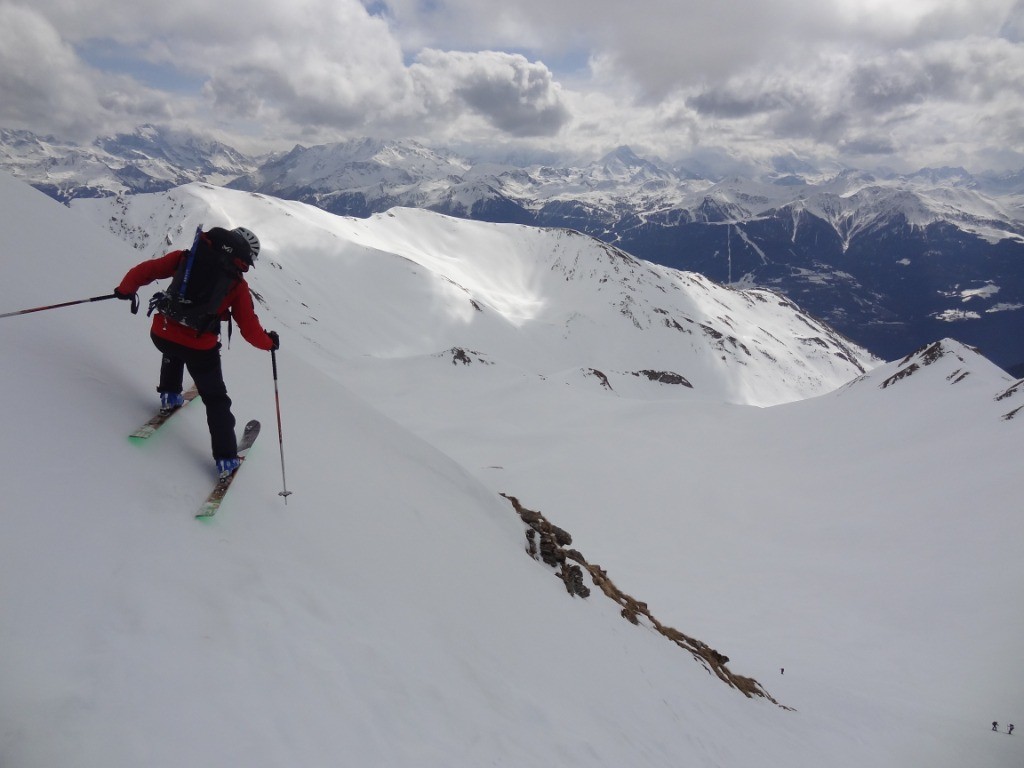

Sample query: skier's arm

[230,282,276,351]
[116,251,184,295]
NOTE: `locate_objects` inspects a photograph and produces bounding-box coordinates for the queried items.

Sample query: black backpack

[149,226,250,335]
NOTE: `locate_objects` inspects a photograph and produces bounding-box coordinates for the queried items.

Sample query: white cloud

[1,0,1023,171]
[162,0,416,134]
[658,32,1024,169]
[377,0,1018,90]
[0,5,104,137]
[410,50,570,137]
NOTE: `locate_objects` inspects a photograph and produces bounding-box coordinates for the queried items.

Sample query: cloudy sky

[2,0,1023,172]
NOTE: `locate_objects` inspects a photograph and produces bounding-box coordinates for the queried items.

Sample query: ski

[196,419,261,519]
[129,385,200,439]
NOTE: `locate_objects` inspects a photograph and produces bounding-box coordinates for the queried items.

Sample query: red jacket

[118,250,275,351]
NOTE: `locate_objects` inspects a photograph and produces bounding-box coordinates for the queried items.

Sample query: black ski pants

[151,333,237,460]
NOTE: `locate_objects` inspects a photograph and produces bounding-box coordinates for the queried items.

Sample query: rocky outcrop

[502,493,786,707]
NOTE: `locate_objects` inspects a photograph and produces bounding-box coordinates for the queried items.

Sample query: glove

[114,287,140,314]
[267,330,280,351]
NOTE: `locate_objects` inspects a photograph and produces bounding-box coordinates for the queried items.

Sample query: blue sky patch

[78,40,206,93]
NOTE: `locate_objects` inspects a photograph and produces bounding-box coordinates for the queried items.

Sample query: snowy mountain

[3,127,1024,368]
[225,142,1024,373]
[229,137,468,200]
[623,174,1024,372]
[0,125,255,201]
[72,183,874,407]
[2,170,1023,767]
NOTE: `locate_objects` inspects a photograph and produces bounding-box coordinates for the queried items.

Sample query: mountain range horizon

[3,123,1023,374]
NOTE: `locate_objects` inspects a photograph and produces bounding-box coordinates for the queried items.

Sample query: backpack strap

[217,278,240,347]
[178,225,205,300]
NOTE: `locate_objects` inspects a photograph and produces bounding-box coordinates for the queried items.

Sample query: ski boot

[216,457,241,479]
[159,391,186,414]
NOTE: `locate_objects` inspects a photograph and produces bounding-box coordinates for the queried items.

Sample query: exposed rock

[441,347,492,366]
[632,370,693,387]
[585,368,614,390]
[500,493,786,707]
[995,380,1024,401]
[881,363,919,388]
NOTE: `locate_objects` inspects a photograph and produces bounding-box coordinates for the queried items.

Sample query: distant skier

[993,721,999,732]
[1010,724,1015,735]
[115,226,279,477]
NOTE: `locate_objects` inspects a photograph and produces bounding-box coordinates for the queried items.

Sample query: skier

[993,721,999,732]
[1010,724,1015,735]
[115,226,279,478]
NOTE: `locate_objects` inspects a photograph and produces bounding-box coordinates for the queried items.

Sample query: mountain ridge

[3,126,1023,369]
[71,182,876,407]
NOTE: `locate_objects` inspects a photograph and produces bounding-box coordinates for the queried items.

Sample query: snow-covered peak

[593,145,673,185]
[72,182,876,406]
[230,138,470,195]
[0,125,257,199]
[849,338,1012,394]
[93,124,253,178]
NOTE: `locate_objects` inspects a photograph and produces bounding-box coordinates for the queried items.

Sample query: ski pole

[271,349,293,503]
[0,292,123,319]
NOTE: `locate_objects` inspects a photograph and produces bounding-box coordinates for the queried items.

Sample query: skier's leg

[185,345,237,460]
[151,333,185,395]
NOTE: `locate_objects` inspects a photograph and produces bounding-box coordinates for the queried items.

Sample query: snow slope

[1,172,1022,767]
[74,182,874,408]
